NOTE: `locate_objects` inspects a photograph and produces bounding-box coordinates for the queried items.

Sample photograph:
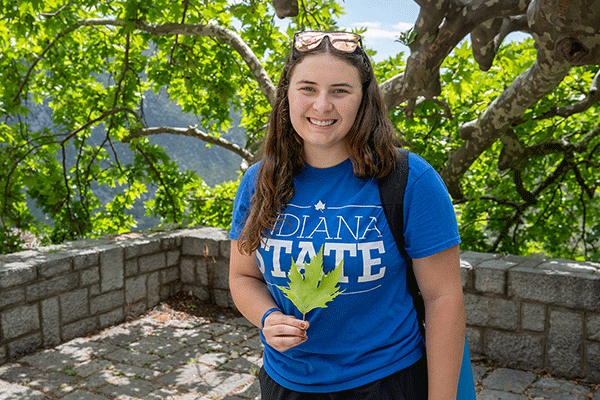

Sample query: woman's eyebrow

[294,79,354,88]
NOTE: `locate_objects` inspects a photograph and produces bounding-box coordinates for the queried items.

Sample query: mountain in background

[24,88,247,230]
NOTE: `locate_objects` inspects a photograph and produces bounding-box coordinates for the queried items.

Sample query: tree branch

[78,18,276,106]
[123,126,255,163]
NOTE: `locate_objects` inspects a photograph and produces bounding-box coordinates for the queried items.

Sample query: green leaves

[277,247,345,320]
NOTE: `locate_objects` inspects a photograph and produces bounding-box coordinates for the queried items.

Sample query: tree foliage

[1,0,599,261]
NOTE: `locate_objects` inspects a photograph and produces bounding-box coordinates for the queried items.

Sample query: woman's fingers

[262,312,310,352]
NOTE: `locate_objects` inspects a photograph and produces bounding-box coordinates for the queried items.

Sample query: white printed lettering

[357,241,386,282]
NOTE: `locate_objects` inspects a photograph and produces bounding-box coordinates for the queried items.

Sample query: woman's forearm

[424,294,466,400]
[229,273,279,329]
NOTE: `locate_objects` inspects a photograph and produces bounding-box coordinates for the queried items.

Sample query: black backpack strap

[378,148,426,336]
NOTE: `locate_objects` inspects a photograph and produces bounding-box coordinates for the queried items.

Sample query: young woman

[229,31,466,400]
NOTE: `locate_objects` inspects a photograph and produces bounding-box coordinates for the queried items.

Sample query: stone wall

[0,227,599,381]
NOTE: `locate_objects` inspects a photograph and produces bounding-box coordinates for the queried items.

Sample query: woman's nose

[312,93,333,112]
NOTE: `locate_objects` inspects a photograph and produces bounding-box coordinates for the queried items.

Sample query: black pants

[259,356,428,400]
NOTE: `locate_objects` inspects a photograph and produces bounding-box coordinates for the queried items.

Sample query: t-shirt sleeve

[229,162,260,240]
[403,153,461,259]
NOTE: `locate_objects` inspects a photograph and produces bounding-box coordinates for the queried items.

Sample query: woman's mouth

[308,118,336,127]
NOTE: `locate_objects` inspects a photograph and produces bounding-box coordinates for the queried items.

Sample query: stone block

[72,249,99,270]
[521,303,545,332]
[0,288,25,309]
[161,235,180,251]
[474,259,516,294]
[214,289,231,308]
[459,259,473,290]
[125,275,147,304]
[220,239,231,259]
[125,259,138,276]
[41,297,60,347]
[0,345,5,364]
[180,258,195,283]
[213,259,230,290]
[62,317,97,341]
[26,273,78,301]
[37,254,72,278]
[7,333,42,359]
[459,251,500,267]
[0,262,37,289]
[185,284,210,301]
[198,260,209,286]
[60,289,89,323]
[466,327,482,356]
[587,342,600,382]
[587,313,600,341]
[99,247,124,292]
[547,309,583,377]
[90,290,125,315]
[161,266,178,284]
[508,266,600,311]
[80,266,100,286]
[166,249,180,267]
[148,272,160,307]
[124,239,161,259]
[1,304,40,340]
[181,229,227,257]
[139,253,166,273]
[484,330,543,370]
[99,309,124,329]
[464,294,518,330]
[160,285,172,301]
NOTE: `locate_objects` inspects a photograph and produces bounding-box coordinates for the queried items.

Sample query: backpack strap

[378,148,425,336]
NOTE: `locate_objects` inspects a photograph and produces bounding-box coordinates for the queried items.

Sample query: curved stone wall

[0,227,598,381]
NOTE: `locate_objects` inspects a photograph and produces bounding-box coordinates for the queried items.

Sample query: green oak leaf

[276,246,345,320]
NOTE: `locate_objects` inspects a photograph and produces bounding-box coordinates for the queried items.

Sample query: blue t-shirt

[230,153,460,393]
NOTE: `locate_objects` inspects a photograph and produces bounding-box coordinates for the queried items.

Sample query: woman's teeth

[309,118,335,126]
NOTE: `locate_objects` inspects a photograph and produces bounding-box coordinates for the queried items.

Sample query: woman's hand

[262,311,310,352]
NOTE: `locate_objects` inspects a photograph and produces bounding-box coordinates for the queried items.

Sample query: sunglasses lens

[295,32,360,53]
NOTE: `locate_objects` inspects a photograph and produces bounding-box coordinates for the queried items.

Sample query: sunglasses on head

[293,31,363,53]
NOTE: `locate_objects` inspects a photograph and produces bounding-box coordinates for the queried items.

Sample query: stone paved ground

[0,300,598,400]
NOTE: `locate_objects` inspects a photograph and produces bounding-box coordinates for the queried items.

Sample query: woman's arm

[413,244,465,400]
[229,240,309,352]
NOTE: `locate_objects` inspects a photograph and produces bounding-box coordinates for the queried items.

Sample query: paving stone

[105,348,161,367]
[239,335,263,351]
[532,377,591,396]
[481,368,537,394]
[60,390,110,400]
[78,369,118,389]
[221,355,263,374]
[55,337,120,361]
[140,387,187,399]
[28,370,77,392]
[229,378,261,399]
[156,363,213,386]
[0,363,45,384]
[98,375,158,398]
[72,359,114,377]
[196,352,230,367]
[218,329,260,345]
[111,363,162,379]
[202,339,247,354]
[472,365,489,383]
[129,334,186,356]
[477,389,528,399]
[527,387,587,399]
[149,346,208,372]
[18,348,80,371]
[158,327,212,346]
[181,370,255,397]
[0,379,46,400]
[90,324,147,347]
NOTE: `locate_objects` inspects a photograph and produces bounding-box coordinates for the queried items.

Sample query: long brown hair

[238,34,399,254]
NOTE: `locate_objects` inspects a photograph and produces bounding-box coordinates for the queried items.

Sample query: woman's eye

[300,86,315,92]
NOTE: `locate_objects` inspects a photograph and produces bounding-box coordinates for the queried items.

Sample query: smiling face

[287,53,363,168]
